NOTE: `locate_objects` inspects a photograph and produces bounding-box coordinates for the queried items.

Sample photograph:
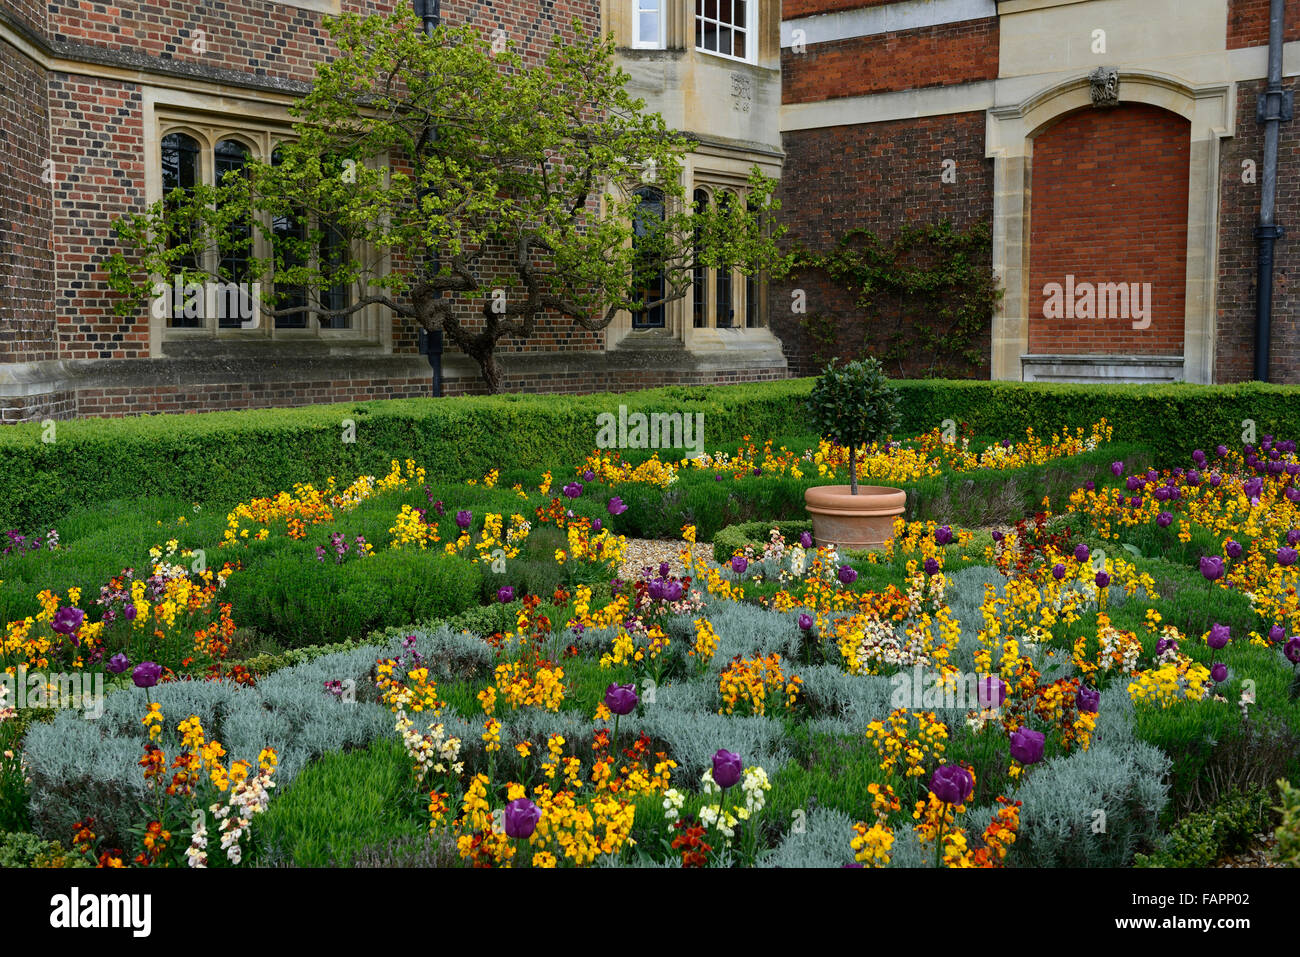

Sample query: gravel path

[619,538,716,580]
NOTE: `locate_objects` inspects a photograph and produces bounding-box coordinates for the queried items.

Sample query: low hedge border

[4,377,1297,529]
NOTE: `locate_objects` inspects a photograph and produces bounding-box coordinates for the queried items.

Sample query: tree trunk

[849,445,858,495]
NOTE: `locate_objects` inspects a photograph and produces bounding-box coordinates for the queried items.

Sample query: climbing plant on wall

[792,221,1001,378]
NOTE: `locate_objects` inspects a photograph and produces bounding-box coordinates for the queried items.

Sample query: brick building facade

[776,0,1300,385]
[0,0,788,420]
[2,0,1299,420]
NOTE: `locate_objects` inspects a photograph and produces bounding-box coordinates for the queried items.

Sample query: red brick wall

[38,0,606,370]
[1215,80,1300,383]
[1028,104,1190,357]
[1227,0,1300,49]
[783,0,898,18]
[0,43,56,363]
[50,74,148,360]
[771,112,994,378]
[2,0,47,36]
[782,18,998,104]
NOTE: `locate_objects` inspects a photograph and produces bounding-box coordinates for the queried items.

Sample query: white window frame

[694,0,755,64]
[632,0,666,50]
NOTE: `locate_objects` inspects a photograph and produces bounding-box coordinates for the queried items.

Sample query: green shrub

[221,548,483,647]
[0,381,814,530]
[10,377,1299,532]
[1134,788,1270,868]
[0,831,90,869]
[1273,778,1300,867]
[713,520,814,564]
[255,738,427,867]
[806,358,901,495]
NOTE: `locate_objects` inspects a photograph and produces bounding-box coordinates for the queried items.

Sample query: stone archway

[986,69,1233,383]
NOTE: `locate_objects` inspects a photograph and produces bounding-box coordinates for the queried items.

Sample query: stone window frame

[150,108,388,349]
[985,69,1233,384]
[689,179,768,332]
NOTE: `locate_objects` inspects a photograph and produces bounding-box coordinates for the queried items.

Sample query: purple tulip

[837,565,858,586]
[1210,473,1223,487]
[934,526,953,546]
[929,764,974,805]
[992,530,1004,543]
[1269,624,1285,643]
[607,496,628,516]
[712,749,743,790]
[731,555,748,575]
[455,510,473,530]
[753,467,762,477]
[1188,470,1202,486]
[1284,637,1300,664]
[1207,623,1231,650]
[977,676,1007,709]
[1156,512,1173,528]
[1243,477,1264,503]
[51,606,84,636]
[106,653,130,675]
[1200,556,1225,581]
[659,562,670,579]
[1076,686,1100,713]
[497,586,515,604]
[1289,530,1300,547]
[1111,461,1124,477]
[505,798,541,840]
[132,661,162,689]
[1192,449,1206,465]
[1211,663,1228,683]
[648,579,665,601]
[591,518,602,533]
[1225,540,1243,559]
[1156,636,1178,657]
[1010,727,1046,765]
[1288,487,1300,504]
[924,558,940,576]
[1125,476,1144,491]
[1095,571,1110,588]
[1052,563,1066,580]
[798,531,813,549]
[123,603,137,621]
[563,482,583,499]
[1278,547,1298,567]
[1216,444,1229,457]
[1085,480,1096,491]
[604,683,638,716]
[1074,544,1090,562]
[582,469,596,482]
[663,581,684,602]
[798,613,814,631]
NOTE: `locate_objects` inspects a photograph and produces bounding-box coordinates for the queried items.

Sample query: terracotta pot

[804,485,906,550]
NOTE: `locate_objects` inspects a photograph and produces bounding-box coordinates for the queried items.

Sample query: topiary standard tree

[106,8,790,393]
[806,357,902,494]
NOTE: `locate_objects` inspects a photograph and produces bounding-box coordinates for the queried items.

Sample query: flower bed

[3,419,1299,868]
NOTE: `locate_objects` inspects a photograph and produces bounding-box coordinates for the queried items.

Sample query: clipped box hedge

[2,377,1297,529]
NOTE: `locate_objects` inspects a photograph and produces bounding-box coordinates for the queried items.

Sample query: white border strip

[781,0,997,49]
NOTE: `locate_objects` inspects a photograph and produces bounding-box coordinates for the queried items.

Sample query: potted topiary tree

[804,357,906,549]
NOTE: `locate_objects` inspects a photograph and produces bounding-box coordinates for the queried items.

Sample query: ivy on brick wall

[792,221,1002,378]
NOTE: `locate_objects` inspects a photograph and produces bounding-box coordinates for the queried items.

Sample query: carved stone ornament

[1089,67,1120,108]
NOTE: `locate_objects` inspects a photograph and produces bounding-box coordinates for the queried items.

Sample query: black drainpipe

[1255,0,1290,382]
[416,0,445,397]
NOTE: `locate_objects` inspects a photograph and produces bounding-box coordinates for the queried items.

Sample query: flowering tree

[106,9,790,392]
